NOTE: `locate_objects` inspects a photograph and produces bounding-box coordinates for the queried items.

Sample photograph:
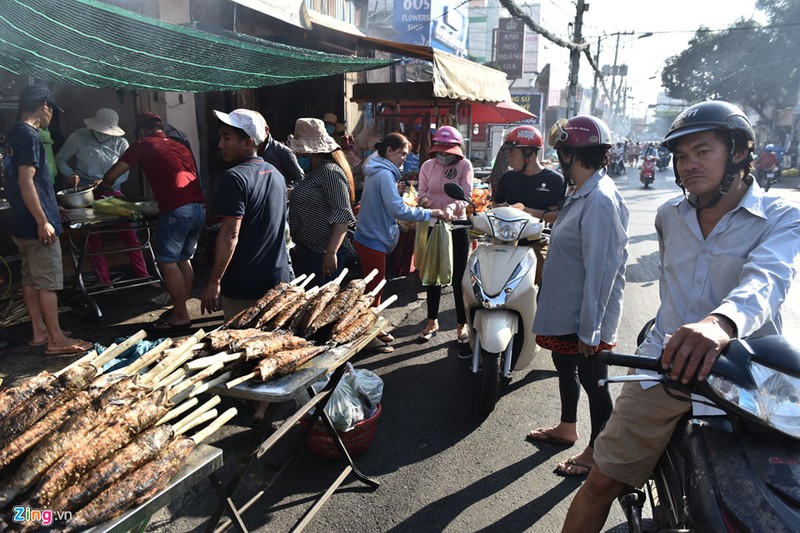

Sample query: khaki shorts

[12,237,64,291]
[222,295,258,322]
[593,378,691,488]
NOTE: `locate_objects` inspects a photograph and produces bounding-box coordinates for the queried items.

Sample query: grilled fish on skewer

[330,278,387,336]
[0,363,97,449]
[307,270,378,334]
[267,286,319,330]
[63,408,237,532]
[33,389,170,507]
[331,294,398,345]
[255,345,327,381]
[224,281,290,329]
[0,378,142,507]
[49,424,175,512]
[207,328,274,352]
[238,332,309,361]
[252,285,305,329]
[0,372,56,422]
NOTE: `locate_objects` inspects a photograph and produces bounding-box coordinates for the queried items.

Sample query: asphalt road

[3,166,799,532]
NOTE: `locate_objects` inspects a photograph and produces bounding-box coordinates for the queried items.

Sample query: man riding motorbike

[561,101,800,533]
[754,143,779,188]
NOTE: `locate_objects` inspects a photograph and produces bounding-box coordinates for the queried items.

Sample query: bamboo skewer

[184,370,233,399]
[163,343,205,357]
[156,397,199,426]
[124,339,172,376]
[55,349,101,377]
[191,407,238,444]
[142,330,205,385]
[172,396,221,434]
[91,330,148,370]
[167,362,225,400]
[174,409,218,436]
[156,368,186,389]
[184,351,243,371]
[223,371,258,390]
[368,278,387,298]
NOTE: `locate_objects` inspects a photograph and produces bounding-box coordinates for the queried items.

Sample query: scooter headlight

[488,214,530,242]
[707,361,800,439]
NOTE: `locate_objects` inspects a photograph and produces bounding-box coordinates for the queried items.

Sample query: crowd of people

[6,84,800,531]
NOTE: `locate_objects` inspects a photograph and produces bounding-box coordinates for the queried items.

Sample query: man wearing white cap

[201,108,290,320]
[56,108,149,286]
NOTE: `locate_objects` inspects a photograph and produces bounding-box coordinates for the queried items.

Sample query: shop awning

[0,0,396,92]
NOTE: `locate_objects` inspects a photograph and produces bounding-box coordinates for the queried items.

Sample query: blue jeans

[291,242,349,284]
[155,203,206,263]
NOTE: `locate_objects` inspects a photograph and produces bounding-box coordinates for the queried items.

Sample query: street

[148,167,800,533]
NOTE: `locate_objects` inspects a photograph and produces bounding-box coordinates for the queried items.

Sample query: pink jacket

[418,157,474,225]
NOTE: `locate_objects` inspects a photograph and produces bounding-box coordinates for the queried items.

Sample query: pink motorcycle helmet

[432,125,463,145]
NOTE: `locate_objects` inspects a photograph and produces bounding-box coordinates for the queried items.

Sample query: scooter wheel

[479,350,502,414]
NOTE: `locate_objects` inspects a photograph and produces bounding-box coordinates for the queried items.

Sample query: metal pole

[566,0,587,117]
[590,35,601,116]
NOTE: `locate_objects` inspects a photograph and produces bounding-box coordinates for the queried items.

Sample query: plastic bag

[413,220,429,272]
[421,221,453,286]
[344,367,384,418]
[325,378,365,432]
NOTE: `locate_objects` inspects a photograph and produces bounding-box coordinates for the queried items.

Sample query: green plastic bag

[413,220,429,273]
[421,221,453,286]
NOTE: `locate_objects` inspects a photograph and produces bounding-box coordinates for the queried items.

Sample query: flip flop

[29,330,71,347]
[456,331,470,344]
[44,340,93,356]
[418,325,439,341]
[148,318,192,334]
[525,427,577,446]
[366,338,394,353]
[554,457,593,477]
[377,332,395,343]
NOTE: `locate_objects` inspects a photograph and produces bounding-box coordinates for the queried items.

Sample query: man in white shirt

[562,101,800,532]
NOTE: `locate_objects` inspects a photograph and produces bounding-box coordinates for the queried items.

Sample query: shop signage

[496,18,525,79]
[393,0,431,46]
[511,93,542,125]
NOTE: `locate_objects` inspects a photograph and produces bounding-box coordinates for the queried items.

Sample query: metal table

[205,319,386,533]
[62,208,163,320]
[83,444,223,533]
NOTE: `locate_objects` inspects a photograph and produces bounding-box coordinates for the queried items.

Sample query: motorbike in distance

[443,182,543,414]
[640,155,657,188]
[609,151,626,177]
[756,165,781,192]
[601,330,800,533]
[656,146,671,171]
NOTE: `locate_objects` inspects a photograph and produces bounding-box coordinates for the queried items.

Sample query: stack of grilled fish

[0,333,236,532]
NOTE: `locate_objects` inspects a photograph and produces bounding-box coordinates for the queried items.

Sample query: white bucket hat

[213,109,267,144]
[287,118,340,154]
[84,108,125,136]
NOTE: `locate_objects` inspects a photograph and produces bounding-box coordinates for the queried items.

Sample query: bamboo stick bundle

[141,329,206,386]
[183,351,243,371]
[123,339,173,376]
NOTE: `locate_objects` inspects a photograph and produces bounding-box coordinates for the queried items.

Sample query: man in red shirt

[100,112,206,332]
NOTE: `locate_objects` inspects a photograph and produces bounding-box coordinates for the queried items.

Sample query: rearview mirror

[444,182,467,201]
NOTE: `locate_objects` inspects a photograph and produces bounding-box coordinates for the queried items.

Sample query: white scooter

[444,183,543,414]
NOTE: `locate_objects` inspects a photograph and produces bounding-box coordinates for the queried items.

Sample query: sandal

[456,329,470,344]
[526,427,577,446]
[554,456,593,477]
[366,338,394,353]
[377,331,395,343]
[418,324,439,341]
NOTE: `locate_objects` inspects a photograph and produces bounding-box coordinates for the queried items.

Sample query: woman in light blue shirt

[527,116,629,478]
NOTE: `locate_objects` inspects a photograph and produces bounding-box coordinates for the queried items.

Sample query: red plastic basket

[301,404,382,459]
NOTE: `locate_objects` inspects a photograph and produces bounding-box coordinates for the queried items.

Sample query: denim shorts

[155,203,206,263]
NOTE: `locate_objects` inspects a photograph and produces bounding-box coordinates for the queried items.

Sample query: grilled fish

[297,283,341,335]
[255,346,328,381]
[0,372,56,422]
[0,363,96,450]
[0,379,142,507]
[267,291,312,330]
[331,294,372,336]
[50,425,175,512]
[253,286,305,329]
[224,282,290,329]
[330,309,378,345]
[239,333,308,361]
[63,437,195,532]
[207,328,274,352]
[33,389,169,507]
[307,279,367,334]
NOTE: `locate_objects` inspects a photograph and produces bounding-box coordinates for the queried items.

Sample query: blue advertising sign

[429,0,468,57]
[393,0,431,47]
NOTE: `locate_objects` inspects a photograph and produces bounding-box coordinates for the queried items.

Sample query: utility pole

[590,35,601,116]
[566,0,588,117]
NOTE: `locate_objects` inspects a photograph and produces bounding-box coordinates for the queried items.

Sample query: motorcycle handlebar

[598,350,664,372]
[451,220,472,226]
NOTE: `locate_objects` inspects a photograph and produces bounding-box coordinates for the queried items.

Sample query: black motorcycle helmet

[662,101,755,210]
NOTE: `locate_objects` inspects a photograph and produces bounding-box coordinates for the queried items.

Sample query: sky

[553,0,767,117]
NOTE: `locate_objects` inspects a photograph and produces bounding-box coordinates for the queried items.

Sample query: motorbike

[609,152,626,177]
[656,148,671,171]
[444,183,543,414]
[640,155,657,188]
[601,329,800,533]
[756,166,781,192]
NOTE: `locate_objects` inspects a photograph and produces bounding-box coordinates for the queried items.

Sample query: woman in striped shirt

[288,118,356,283]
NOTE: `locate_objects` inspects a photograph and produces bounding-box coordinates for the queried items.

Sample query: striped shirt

[288,159,355,253]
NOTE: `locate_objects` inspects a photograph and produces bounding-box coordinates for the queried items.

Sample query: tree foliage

[661,1,799,123]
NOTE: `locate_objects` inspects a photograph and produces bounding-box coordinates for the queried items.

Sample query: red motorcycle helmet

[503,125,544,148]
[548,115,613,150]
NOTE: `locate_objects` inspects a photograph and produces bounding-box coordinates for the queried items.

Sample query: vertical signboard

[393,0,431,47]
[496,17,525,79]
[430,0,469,57]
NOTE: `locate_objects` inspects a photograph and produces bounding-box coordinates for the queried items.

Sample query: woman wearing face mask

[287,118,356,283]
[417,126,474,342]
[354,133,446,352]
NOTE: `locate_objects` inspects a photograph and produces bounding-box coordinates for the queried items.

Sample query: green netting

[0,0,396,92]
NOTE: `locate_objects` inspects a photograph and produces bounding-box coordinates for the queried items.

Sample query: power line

[584,19,800,40]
